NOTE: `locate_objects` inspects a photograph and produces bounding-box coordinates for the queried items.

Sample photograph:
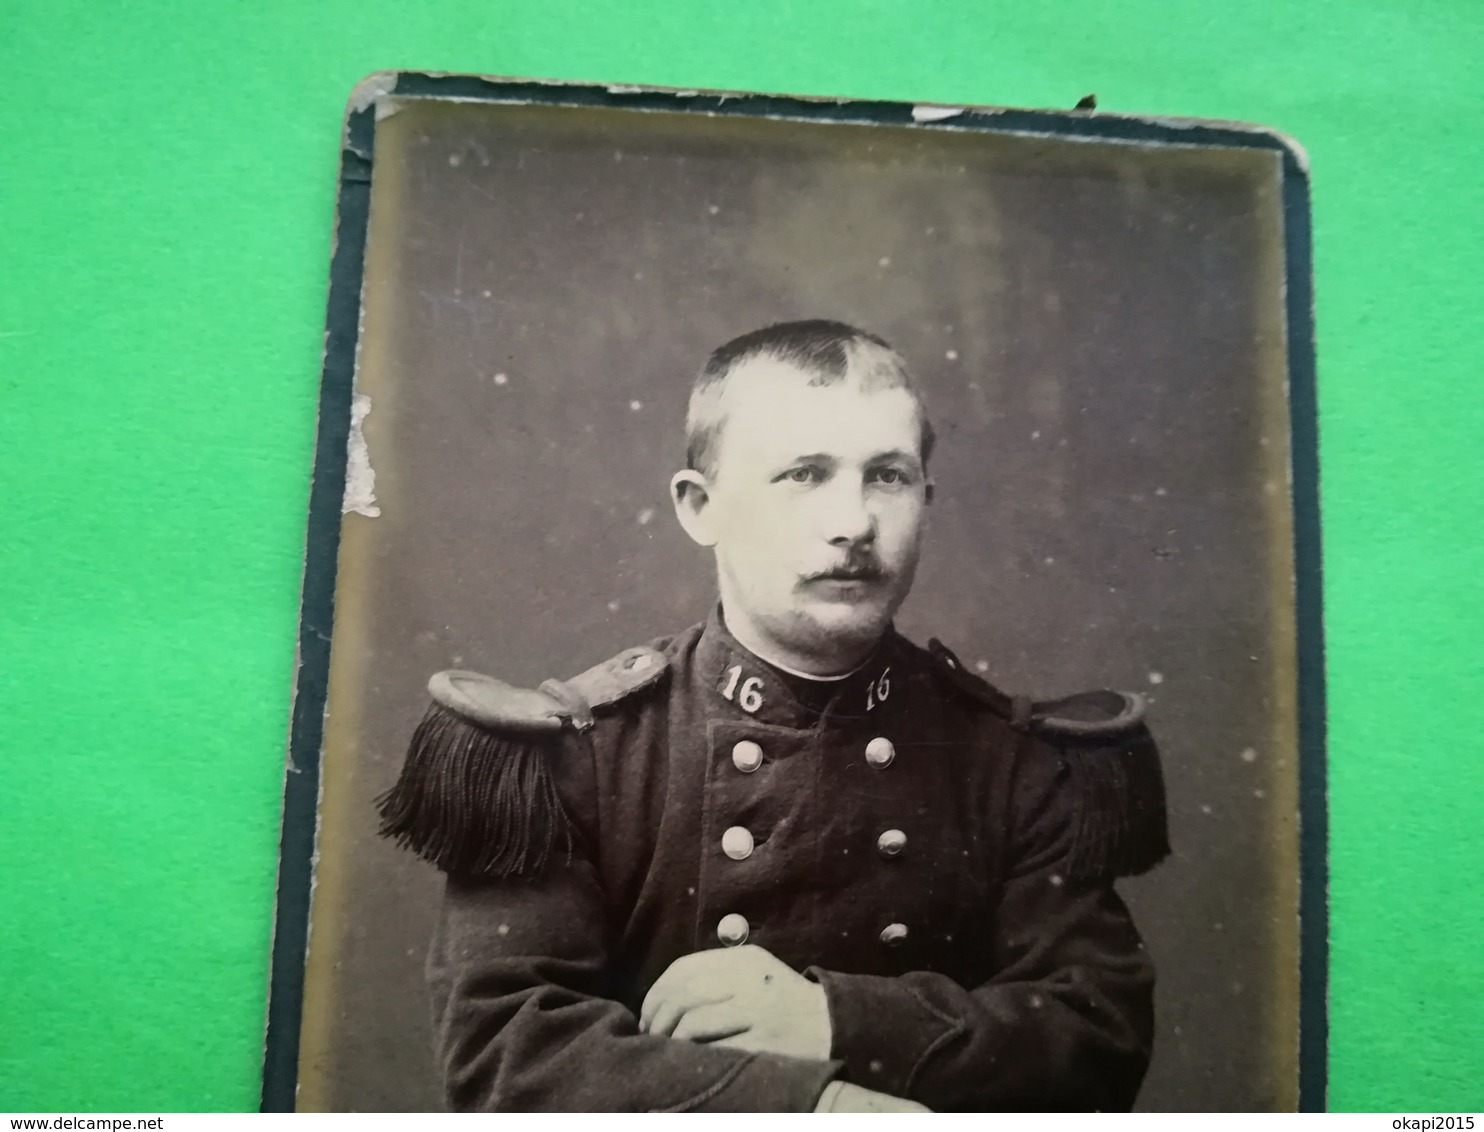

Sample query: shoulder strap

[929,638,1170,881]
[926,638,1020,720]
[376,644,668,877]
[428,644,668,734]
[1031,688,1148,740]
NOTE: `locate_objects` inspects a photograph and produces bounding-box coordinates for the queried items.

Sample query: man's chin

[796,595,893,645]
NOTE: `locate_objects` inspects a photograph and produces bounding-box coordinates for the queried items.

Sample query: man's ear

[670,469,718,548]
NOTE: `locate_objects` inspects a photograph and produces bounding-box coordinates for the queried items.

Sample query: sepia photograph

[263,75,1323,1114]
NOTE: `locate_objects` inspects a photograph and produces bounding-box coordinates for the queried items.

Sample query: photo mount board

[261,71,1324,1113]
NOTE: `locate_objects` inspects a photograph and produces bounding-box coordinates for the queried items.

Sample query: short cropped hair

[685,319,937,478]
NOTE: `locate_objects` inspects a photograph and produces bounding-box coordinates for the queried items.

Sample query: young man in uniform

[378,320,1169,1112]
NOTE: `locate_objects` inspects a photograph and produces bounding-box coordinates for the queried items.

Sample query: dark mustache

[803,560,886,583]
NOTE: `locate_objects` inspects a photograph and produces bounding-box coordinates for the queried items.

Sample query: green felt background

[0,0,1480,1113]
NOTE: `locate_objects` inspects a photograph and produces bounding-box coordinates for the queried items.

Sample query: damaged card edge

[344,69,1309,174]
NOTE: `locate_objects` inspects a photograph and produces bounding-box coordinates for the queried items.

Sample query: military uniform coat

[396,608,1160,1112]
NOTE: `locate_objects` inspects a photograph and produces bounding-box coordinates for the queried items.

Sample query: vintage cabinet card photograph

[262,73,1324,1113]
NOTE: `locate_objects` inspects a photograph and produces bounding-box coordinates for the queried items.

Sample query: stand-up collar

[693,605,902,731]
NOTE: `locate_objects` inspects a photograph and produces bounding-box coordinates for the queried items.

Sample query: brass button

[865,736,895,769]
[880,922,909,946]
[722,826,755,861]
[876,829,907,858]
[731,740,763,773]
[717,913,750,946]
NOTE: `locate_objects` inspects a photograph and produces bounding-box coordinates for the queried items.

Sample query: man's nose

[821,482,875,546]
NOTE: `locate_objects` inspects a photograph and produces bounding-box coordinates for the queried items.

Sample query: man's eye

[871,467,908,485]
[784,467,819,484]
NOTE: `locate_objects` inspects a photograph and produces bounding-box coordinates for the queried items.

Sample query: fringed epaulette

[928,639,1171,883]
[376,645,668,879]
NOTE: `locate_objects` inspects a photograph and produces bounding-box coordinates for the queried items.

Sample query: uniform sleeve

[428,858,842,1112]
[806,736,1155,1112]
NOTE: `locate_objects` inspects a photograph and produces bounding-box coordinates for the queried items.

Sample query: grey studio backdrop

[295,100,1299,1112]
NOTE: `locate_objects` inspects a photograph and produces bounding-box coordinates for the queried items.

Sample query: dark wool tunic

[418,609,1158,1112]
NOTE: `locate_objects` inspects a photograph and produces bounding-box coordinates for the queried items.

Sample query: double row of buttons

[714,736,910,949]
[719,824,906,861]
[716,913,910,948]
[729,736,898,773]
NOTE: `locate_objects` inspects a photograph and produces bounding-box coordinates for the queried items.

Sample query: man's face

[695,354,930,665]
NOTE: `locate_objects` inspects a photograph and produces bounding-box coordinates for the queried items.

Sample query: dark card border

[260,72,1325,1112]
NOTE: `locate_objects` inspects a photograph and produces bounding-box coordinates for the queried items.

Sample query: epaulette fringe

[375,702,573,879]
[1060,726,1170,881]
[928,637,1171,882]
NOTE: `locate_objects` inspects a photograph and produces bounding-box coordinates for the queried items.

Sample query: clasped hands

[639,942,831,1059]
[639,943,929,1113]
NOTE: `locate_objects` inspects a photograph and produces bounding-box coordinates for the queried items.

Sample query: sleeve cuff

[809,968,963,1099]
[670,1052,841,1112]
